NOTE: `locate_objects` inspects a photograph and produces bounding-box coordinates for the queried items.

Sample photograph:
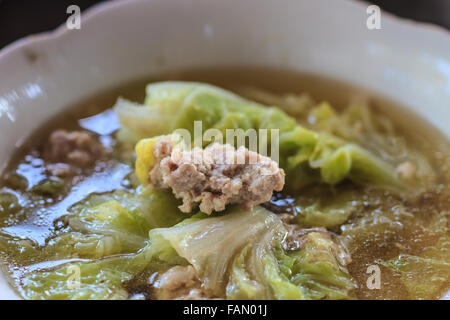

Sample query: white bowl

[0,0,449,299]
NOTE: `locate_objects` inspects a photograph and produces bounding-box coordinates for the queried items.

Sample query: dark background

[0,0,449,49]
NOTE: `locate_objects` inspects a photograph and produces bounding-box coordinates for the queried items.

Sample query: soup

[0,68,448,300]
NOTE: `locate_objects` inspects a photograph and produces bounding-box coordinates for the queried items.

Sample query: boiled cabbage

[291,188,362,227]
[18,188,186,299]
[148,206,285,296]
[20,244,157,299]
[148,205,356,299]
[380,215,450,299]
[116,82,406,190]
[226,232,356,300]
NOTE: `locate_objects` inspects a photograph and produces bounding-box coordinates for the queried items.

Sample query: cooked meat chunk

[149,138,285,214]
[44,130,105,168]
[153,266,210,300]
[396,161,416,179]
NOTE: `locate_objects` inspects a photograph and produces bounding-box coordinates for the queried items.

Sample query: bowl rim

[0,0,449,61]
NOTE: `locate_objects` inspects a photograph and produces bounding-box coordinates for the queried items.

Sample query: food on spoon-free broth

[0,69,448,300]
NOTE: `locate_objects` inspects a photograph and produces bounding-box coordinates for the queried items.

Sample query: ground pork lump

[153,266,211,300]
[149,138,285,214]
[44,130,105,171]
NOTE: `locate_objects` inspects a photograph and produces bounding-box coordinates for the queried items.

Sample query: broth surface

[0,68,448,300]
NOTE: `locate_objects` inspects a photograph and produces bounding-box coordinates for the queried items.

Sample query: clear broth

[1,68,449,300]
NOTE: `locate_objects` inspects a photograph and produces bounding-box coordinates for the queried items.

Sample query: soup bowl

[0,0,449,299]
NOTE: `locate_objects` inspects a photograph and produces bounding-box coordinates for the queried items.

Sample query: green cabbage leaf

[380,215,450,300]
[16,188,185,299]
[147,206,356,299]
[116,82,406,190]
[226,231,356,300]
[19,203,356,300]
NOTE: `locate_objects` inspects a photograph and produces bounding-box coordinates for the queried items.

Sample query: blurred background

[0,0,449,49]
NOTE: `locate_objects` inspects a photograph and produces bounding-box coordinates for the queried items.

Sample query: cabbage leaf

[20,204,356,300]
[18,188,186,299]
[148,206,285,296]
[147,205,356,299]
[226,232,356,300]
[116,82,406,190]
[380,215,450,299]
